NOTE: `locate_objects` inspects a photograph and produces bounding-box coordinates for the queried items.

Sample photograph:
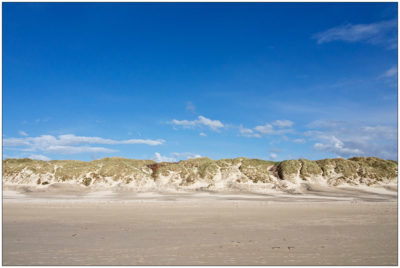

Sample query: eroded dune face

[2,157,398,194]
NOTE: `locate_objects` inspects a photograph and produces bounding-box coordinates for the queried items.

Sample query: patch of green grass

[299,159,322,179]
[238,158,277,183]
[277,160,301,180]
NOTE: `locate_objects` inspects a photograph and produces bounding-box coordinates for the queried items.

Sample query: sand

[2,192,398,266]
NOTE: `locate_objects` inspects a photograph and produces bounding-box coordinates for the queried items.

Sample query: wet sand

[3,197,398,265]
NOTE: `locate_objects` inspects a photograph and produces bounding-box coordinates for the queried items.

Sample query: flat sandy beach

[2,190,398,265]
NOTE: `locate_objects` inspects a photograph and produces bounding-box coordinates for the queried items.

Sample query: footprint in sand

[72,233,77,237]
[288,246,295,250]
[272,246,280,250]
[231,241,241,246]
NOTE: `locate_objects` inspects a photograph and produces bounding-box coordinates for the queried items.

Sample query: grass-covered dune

[2,156,398,193]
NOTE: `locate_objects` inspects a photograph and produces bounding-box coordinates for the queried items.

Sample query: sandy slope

[3,179,398,202]
[3,196,397,265]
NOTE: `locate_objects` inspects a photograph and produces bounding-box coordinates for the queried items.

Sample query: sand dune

[3,157,397,194]
[3,156,397,265]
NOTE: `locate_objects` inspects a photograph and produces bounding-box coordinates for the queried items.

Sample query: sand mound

[3,156,397,196]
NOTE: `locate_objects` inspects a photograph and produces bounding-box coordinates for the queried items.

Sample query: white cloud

[254,122,293,135]
[362,125,397,140]
[152,152,202,163]
[171,115,224,131]
[199,132,207,137]
[306,120,397,159]
[381,66,397,78]
[44,145,116,154]
[293,138,305,144]
[171,152,202,160]
[3,138,31,146]
[153,152,176,163]
[378,66,397,87]
[313,136,363,156]
[269,153,278,160]
[254,123,275,134]
[172,119,197,127]
[33,118,50,124]
[272,120,294,128]
[239,125,261,138]
[307,120,344,129]
[313,19,397,49]
[197,116,224,131]
[19,131,28,136]
[28,154,51,161]
[240,120,294,138]
[3,134,164,155]
[55,134,164,146]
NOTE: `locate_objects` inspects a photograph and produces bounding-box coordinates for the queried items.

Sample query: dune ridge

[2,156,397,195]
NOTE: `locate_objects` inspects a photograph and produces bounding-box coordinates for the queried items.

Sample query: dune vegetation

[2,156,397,193]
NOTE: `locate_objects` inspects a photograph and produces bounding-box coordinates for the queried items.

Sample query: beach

[3,2,398,266]
[3,192,397,265]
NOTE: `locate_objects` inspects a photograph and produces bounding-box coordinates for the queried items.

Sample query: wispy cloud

[240,120,294,138]
[19,131,28,136]
[380,66,397,78]
[377,65,397,87]
[379,66,397,87]
[306,120,344,129]
[171,152,202,160]
[273,120,294,128]
[185,101,196,113]
[153,152,176,162]
[239,125,261,138]
[313,19,397,49]
[293,138,305,144]
[29,154,51,161]
[44,145,116,154]
[254,123,275,134]
[305,120,397,159]
[153,152,201,163]
[3,138,31,146]
[312,135,363,156]
[171,115,224,131]
[254,120,293,135]
[54,134,164,146]
[4,134,165,155]
[269,153,278,160]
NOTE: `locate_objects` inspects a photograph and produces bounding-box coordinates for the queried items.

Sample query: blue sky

[3,3,398,162]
